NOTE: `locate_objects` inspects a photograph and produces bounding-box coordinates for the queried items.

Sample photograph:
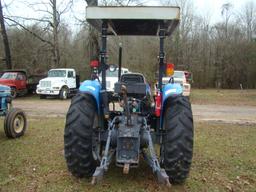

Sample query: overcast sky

[2,0,255,32]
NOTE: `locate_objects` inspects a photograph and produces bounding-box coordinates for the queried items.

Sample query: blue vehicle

[0,84,27,138]
[64,6,193,186]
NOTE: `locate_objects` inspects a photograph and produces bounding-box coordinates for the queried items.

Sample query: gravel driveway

[13,98,256,125]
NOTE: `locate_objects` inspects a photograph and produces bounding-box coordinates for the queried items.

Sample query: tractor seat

[114,73,147,97]
[120,73,145,84]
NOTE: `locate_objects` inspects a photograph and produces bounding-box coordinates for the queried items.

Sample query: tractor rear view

[64,6,193,186]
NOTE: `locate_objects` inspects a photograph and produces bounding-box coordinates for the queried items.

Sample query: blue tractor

[64,6,193,186]
[0,84,27,138]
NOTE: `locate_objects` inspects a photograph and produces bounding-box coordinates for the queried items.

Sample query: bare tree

[221,3,233,39]
[4,0,74,68]
[0,0,12,69]
[51,0,60,66]
[161,0,194,69]
[85,0,99,61]
[238,1,256,41]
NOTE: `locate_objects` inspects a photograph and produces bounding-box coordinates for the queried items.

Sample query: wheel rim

[13,114,25,133]
[63,90,67,99]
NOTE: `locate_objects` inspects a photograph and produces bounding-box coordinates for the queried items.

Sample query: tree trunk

[52,0,60,67]
[86,0,99,61]
[0,0,12,69]
[89,27,100,60]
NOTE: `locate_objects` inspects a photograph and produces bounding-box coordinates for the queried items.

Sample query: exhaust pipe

[118,43,122,82]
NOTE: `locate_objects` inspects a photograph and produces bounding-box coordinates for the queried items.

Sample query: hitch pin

[123,163,130,174]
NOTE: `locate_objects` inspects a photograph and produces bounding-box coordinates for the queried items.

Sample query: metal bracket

[91,120,115,185]
[142,120,171,187]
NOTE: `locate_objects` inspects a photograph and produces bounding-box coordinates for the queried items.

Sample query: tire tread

[64,94,97,178]
[163,96,194,184]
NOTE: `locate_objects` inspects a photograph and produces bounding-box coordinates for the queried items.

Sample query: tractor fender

[79,80,101,112]
[160,83,183,127]
[162,83,183,104]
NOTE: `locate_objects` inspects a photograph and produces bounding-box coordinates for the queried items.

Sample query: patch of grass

[190,89,256,106]
[190,123,256,192]
[0,118,255,191]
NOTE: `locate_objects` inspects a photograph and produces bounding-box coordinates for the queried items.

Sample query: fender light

[166,63,174,76]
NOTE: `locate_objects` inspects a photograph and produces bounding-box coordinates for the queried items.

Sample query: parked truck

[0,69,46,98]
[36,68,80,99]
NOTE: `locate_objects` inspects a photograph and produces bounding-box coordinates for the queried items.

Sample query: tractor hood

[0,84,11,97]
[0,84,11,91]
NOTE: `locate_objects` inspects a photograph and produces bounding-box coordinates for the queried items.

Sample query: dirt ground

[13,97,256,125]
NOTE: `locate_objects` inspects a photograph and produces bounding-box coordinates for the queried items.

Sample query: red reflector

[90,60,99,68]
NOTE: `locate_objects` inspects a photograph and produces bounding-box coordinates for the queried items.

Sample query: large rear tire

[4,108,27,138]
[64,94,99,178]
[162,96,193,184]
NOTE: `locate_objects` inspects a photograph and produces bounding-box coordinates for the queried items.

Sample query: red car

[0,71,27,98]
[0,70,45,98]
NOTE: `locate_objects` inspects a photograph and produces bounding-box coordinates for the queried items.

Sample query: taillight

[90,60,99,68]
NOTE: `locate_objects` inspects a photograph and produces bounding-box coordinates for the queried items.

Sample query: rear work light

[90,60,99,68]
